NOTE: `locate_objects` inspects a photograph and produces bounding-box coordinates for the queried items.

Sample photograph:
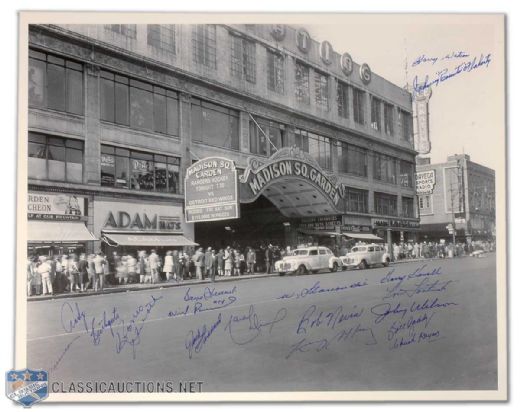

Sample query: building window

[374,192,398,216]
[249,117,285,156]
[398,108,413,142]
[402,197,415,218]
[230,34,256,83]
[344,187,368,213]
[373,152,397,184]
[384,103,394,136]
[294,61,310,104]
[29,49,84,115]
[105,24,137,39]
[147,25,176,53]
[400,160,415,188]
[419,195,432,214]
[192,25,217,69]
[267,50,284,94]
[370,96,382,131]
[314,71,329,110]
[352,87,365,125]
[191,98,239,150]
[28,132,83,183]
[101,145,180,193]
[100,70,179,136]
[337,81,349,119]
[338,142,368,177]
[294,129,332,170]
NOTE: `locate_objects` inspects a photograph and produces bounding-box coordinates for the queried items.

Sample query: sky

[305,15,504,171]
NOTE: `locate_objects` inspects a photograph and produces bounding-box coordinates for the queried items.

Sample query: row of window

[27,131,415,217]
[100,25,414,142]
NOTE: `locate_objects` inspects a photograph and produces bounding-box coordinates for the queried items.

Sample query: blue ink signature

[296,304,364,334]
[185,313,222,359]
[276,279,368,300]
[386,311,436,342]
[370,297,457,325]
[50,335,81,372]
[286,323,377,359]
[60,295,163,359]
[184,285,237,302]
[224,305,287,346]
[413,53,492,93]
[169,296,237,318]
[390,329,443,350]
[412,51,470,67]
[383,278,454,301]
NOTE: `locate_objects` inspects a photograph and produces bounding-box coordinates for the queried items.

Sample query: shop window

[402,196,415,218]
[373,152,397,184]
[374,192,398,216]
[147,25,176,53]
[294,61,310,104]
[384,102,394,136]
[370,96,382,131]
[314,71,329,110]
[267,50,284,94]
[400,160,415,188]
[337,81,349,119]
[191,98,239,150]
[29,49,84,115]
[344,187,368,213]
[230,34,256,83]
[100,70,179,136]
[28,132,84,183]
[105,24,137,39]
[352,87,365,125]
[192,25,217,69]
[101,144,180,193]
[338,142,368,177]
[294,128,332,170]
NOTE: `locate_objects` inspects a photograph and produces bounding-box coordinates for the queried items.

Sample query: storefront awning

[342,232,383,241]
[102,233,199,247]
[28,221,97,242]
[298,228,341,237]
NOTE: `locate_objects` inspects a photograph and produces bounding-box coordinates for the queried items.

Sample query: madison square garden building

[26,23,420,257]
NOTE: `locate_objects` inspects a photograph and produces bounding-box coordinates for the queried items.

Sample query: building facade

[27,23,419,256]
[416,154,495,242]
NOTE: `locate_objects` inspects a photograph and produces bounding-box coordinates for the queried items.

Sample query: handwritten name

[276,279,368,300]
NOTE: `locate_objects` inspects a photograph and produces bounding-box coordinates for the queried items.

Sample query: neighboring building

[27,23,419,257]
[416,154,495,242]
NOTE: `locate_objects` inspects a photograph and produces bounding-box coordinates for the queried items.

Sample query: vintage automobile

[274,246,343,276]
[340,243,390,269]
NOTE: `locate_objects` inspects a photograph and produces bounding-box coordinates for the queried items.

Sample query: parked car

[274,246,343,276]
[340,243,390,269]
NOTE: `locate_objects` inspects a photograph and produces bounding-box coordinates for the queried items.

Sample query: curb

[27,272,279,302]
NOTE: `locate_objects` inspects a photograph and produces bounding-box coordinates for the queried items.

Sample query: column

[179,92,192,194]
[84,63,101,185]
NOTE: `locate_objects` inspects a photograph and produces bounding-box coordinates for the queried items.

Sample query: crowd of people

[27,239,495,296]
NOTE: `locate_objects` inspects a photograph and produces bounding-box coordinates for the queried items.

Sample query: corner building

[27,23,419,255]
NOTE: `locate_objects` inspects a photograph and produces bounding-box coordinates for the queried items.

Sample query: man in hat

[37,256,53,296]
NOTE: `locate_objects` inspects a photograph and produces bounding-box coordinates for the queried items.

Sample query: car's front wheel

[331,262,339,272]
[358,260,368,270]
[297,265,307,276]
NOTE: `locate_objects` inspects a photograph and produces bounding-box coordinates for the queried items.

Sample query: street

[27,254,497,392]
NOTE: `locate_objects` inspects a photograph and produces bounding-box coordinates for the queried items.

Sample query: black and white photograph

[11,11,507,403]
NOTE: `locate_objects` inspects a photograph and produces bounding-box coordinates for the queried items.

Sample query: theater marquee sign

[240,147,346,209]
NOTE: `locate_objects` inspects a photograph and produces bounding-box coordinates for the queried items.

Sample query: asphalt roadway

[27,254,497,392]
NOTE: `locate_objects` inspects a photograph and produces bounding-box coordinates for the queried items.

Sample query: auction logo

[6,369,48,407]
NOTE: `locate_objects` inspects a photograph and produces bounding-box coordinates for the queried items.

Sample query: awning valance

[298,229,341,237]
[102,232,199,247]
[28,221,97,242]
[342,232,383,241]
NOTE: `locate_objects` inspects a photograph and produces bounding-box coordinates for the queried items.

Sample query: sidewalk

[27,272,279,302]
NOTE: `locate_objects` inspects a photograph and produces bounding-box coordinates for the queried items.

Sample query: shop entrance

[194,195,292,251]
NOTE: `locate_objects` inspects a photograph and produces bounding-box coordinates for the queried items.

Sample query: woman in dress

[163,250,174,281]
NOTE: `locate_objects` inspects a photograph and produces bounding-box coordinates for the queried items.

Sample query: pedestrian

[138,251,146,283]
[93,252,106,291]
[38,256,53,296]
[181,252,190,280]
[27,256,34,296]
[172,250,180,281]
[265,245,273,274]
[32,257,42,295]
[194,247,204,280]
[68,254,79,292]
[163,251,174,281]
[211,249,218,282]
[77,253,88,292]
[204,247,213,279]
[87,254,96,290]
[217,248,224,276]
[127,253,137,283]
[224,246,232,276]
[246,247,256,274]
[148,249,160,284]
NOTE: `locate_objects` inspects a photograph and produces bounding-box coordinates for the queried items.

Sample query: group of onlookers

[387,240,495,261]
